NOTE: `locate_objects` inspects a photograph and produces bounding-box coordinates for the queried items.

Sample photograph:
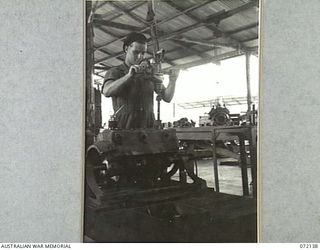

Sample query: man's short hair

[123,32,147,52]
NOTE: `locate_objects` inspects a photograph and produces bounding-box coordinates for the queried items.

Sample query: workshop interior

[85,0,259,242]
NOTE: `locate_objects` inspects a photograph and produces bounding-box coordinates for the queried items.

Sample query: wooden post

[239,134,249,196]
[249,127,257,198]
[212,129,220,192]
[245,53,252,123]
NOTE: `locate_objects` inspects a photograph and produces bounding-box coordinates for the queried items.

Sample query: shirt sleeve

[102,67,122,92]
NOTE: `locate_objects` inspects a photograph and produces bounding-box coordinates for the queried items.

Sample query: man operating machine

[101,32,179,129]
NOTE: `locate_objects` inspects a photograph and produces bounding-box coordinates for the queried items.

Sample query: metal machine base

[84,188,257,243]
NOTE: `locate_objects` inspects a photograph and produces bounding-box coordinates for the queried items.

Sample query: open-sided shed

[87,0,259,87]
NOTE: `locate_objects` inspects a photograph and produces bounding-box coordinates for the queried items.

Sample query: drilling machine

[85,45,211,242]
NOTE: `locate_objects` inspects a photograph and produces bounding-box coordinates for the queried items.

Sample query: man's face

[125,41,147,66]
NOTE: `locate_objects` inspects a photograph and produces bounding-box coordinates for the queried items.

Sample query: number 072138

[300,244,318,248]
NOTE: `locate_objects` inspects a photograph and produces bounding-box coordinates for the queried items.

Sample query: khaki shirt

[103,63,163,129]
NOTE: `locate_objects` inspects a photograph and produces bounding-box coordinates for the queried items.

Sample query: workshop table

[175,126,257,197]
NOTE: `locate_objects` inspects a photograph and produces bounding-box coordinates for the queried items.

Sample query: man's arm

[162,70,180,103]
[102,66,138,97]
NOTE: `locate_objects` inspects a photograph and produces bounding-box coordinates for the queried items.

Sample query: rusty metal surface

[93,128,179,156]
[85,128,207,208]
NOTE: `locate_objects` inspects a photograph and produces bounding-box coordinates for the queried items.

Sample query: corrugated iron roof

[89,0,259,84]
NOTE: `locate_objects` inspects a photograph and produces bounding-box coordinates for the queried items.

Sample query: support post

[86,1,96,148]
[239,134,249,196]
[245,52,252,124]
[212,129,220,192]
[249,127,257,198]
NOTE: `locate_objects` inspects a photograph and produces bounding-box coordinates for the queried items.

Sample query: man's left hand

[151,73,164,84]
[169,69,180,82]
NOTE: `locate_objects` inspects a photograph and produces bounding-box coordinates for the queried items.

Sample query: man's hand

[128,65,140,76]
[169,69,180,82]
[151,73,164,84]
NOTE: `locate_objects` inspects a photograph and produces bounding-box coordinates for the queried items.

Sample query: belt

[120,106,152,112]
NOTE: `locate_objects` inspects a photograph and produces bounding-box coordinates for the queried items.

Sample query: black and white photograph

[84,0,259,242]
[3,0,320,244]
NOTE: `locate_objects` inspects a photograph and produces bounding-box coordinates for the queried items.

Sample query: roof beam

[226,22,259,35]
[165,0,257,47]
[95,43,181,64]
[191,22,259,42]
[95,24,120,39]
[240,36,259,43]
[170,39,210,56]
[161,57,175,67]
[203,1,258,25]
[163,50,246,72]
[187,46,258,70]
[95,2,146,20]
[96,46,182,68]
[96,41,256,71]
[94,66,108,70]
[94,23,215,64]
[169,29,258,55]
[172,37,238,50]
[93,19,141,31]
[108,1,149,26]
[94,0,214,52]
[96,27,258,60]
[94,1,258,64]
[172,37,216,49]
[169,39,220,64]
[93,1,109,12]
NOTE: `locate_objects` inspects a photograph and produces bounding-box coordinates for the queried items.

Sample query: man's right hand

[128,65,140,76]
